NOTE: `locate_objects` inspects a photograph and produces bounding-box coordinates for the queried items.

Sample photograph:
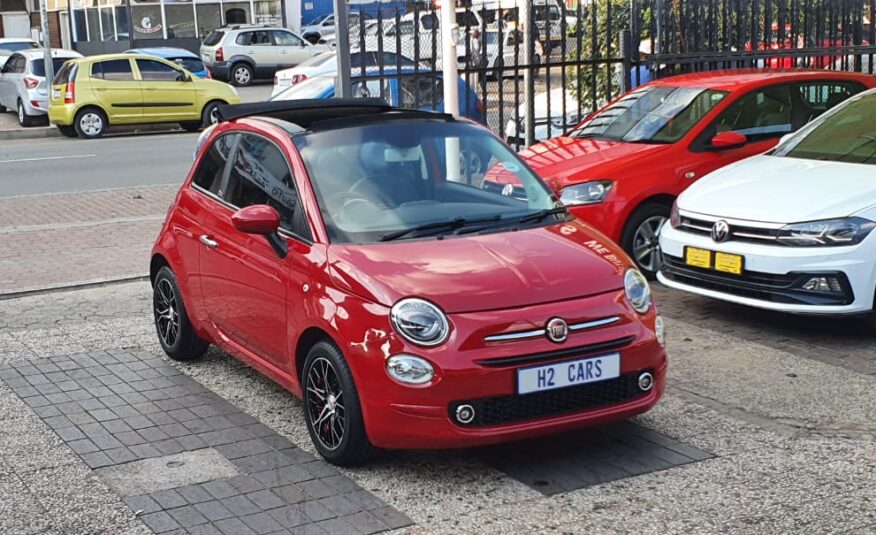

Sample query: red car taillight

[215,47,224,62]
[292,74,307,85]
[65,81,75,104]
[23,76,39,89]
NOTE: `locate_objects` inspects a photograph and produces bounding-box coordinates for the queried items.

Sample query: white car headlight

[560,180,613,206]
[777,217,875,246]
[654,315,665,347]
[390,298,449,346]
[386,355,435,385]
[624,268,652,314]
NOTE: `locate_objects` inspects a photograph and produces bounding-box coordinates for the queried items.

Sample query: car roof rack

[217,98,392,126]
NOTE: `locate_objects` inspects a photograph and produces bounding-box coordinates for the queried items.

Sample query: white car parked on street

[658,88,876,315]
[271,50,419,97]
[0,48,82,126]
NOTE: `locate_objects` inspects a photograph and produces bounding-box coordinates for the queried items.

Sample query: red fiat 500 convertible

[151,99,667,465]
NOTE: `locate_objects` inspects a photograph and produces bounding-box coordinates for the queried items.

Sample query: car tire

[153,266,209,361]
[201,101,223,127]
[230,63,253,87]
[302,340,376,466]
[57,125,78,137]
[621,202,672,280]
[73,107,107,139]
[180,122,202,132]
[17,100,34,127]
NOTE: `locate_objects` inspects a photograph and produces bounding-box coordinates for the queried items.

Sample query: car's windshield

[309,14,329,25]
[570,85,729,143]
[0,42,38,53]
[30,58,74,77]
[171,57,205,73]
[772,93,876,165]
[270,75,334,100]
[293,120,559,244]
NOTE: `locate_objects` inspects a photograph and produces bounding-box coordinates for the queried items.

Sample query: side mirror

[232,204,280,234]
[232,205,288,258]
[709,131,747,150]
[177,72,191,82]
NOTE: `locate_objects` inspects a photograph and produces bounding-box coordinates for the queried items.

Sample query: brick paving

[0,185,177,295]
[0,349,411,534]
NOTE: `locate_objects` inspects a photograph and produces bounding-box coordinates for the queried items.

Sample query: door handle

[199,235,218,248]
[145,88,158,91]
[95,87,107,92]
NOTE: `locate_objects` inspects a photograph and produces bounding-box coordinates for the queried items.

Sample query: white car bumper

[657,222,876,315]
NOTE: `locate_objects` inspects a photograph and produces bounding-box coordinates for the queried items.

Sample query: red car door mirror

[710,131,747,150]
[232,205,280,235]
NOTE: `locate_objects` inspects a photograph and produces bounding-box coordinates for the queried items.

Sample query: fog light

[654,315,665,347]
[638,372,654,392]
[386,355,434,385]
[801,276,843,293]
[455,404,475,424]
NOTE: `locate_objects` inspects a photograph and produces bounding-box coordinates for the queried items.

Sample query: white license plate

[517,353,620,395]
[52,90,60,99]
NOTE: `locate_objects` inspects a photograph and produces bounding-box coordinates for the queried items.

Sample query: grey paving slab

[0,350,411,534]
[479,420,713,495]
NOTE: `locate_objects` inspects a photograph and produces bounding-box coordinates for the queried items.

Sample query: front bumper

[353,290,667,449]
[658,223,875,314]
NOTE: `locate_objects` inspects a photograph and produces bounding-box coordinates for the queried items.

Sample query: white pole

[40,0,54,113]
[439,0,461,182]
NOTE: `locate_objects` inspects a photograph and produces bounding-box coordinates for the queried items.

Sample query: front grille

[661,254,853,305]
[449,371,648,427]
[678,216,780,245]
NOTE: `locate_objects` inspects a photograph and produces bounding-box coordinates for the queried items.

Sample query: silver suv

[200,25,330,86]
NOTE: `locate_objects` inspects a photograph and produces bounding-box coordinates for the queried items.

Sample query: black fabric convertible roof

[216,98,393,128]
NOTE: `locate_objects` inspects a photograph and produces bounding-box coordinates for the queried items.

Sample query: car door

[272,30,311,68]
[198,132,313,370]
[236,30,275,77]
[0,54,24,108]
[89,58,143,123]
[134,58,198,121]
[681,84,795,184]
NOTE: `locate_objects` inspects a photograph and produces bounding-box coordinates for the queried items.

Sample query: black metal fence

[329,0,875,149]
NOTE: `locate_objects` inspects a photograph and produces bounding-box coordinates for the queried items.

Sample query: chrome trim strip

[483,316,620,342]
[678,209,784,229]
[732,231,778,241]
[484,328,546,342]
[568,316,621,331]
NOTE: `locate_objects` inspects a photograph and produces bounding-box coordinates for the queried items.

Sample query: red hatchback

[151,99,667,465]
[515,70,876,278]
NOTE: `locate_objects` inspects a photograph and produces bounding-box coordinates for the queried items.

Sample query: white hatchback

[658,88,876,315]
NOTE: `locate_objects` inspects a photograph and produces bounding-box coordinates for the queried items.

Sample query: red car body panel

[517,70,876,243]
[152,116,667,450]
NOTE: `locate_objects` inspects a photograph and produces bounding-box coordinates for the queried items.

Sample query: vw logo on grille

[711,220,730,243]
[501,184,515,197]
[545,317,568,343]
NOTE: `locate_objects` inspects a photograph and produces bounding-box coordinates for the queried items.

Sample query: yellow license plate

[684,247,712,268]
[714,252,744,275]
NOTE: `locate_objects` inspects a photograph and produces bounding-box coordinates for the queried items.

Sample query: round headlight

[624,268,652,314]
[390,298,449,346]
[386,355,435,385]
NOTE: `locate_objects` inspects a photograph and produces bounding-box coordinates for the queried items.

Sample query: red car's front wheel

[303,341,376,466]
[152,266,208,361]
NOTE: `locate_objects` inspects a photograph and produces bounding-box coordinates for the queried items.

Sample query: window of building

[223,1,250,24]
[165,4,196,38]
[132,2,164,40]
[196,1,222,39]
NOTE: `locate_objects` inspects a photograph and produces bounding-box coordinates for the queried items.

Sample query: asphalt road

[0,132,200,197]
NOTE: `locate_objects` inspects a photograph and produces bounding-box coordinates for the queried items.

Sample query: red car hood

[520,136,672,187]
[328,220,629,314]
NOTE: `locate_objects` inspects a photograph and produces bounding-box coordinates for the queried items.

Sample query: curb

[0,123,186,141]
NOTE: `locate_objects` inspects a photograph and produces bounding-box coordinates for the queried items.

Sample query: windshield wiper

[455,206,570,236]
[378,214,502,242]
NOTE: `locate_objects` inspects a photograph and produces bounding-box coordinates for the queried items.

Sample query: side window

[193,134,236,196]
[225,134,309,238]
[399,76,444,109]
[9,55,26,73]
[711,85,793,141]
[136,59,181,81]
[273,31,303,46]
[797,81,864,116]
[236,31,271,45]
[91,59,135,81]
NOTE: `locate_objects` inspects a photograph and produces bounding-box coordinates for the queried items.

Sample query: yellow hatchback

[49,53,240,139]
